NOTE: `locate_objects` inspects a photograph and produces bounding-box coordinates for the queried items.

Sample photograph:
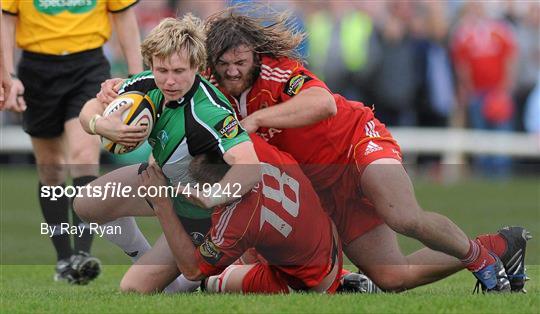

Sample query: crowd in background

[2,1,539,172]
[3,0,538,133]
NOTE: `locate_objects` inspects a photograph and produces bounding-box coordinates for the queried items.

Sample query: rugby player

[200,10,531,293]
[200,9,531,293]
[75,15,260,293]
[97,9,531,293]
[139,135,344,293]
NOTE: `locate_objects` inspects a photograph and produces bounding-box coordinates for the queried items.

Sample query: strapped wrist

[88,114,102,135]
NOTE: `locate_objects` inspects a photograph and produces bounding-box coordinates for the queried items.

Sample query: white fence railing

[1,126,539,160]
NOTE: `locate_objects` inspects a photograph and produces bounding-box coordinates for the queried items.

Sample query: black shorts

[18,48,111,138]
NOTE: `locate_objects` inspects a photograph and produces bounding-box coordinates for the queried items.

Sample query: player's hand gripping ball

[101,91,156,154]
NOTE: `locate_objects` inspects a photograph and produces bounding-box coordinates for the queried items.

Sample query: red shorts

[318,117,402,246]
[241,262,341,294]
[241,263,290,293]
[242,227,343,294]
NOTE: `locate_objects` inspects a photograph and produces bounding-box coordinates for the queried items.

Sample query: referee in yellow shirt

[1,0,143,284]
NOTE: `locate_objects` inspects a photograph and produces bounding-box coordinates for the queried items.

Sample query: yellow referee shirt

[2,0,138,55]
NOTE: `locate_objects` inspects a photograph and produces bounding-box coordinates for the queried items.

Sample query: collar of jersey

[165,74,201,109]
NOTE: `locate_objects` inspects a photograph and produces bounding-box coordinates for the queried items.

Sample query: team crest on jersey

[215,116,240,139]
[199,237,223,265]
[157,130,169,149]
[284,74,312,96]
[190,232,205,246]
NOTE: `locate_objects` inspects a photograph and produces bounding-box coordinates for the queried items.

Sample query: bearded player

[98,8,531,293]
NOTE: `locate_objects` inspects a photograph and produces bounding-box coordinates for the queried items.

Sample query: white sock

[163,275,201,293]
[102,217,151,262]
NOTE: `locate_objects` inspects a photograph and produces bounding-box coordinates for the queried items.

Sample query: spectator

[371,2,420,126]
[451,1,517,177]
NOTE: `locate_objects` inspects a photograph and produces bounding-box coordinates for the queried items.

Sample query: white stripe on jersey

[365,120,380,138]
[213,201,239,246]
[118,74,154,94]
[260,67,291,79]
[261,64,292,75]
[189,98,225,154]
[260,74,289,83]
[200,83,233,115]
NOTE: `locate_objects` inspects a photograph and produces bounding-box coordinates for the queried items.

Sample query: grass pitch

[1,166,539,313]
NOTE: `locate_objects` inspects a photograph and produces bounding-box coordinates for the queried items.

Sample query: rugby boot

[69,251,102,285]
[53,258,78,283]
[338,271,383,293]
[472,253,511,293]
[495,226,532,292]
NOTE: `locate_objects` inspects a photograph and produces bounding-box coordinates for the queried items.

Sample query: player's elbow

[182,267,204,281]
[177,263,204,281]
[318,91,337,118]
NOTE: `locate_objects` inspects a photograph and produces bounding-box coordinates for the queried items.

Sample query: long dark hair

[205,5,306,71]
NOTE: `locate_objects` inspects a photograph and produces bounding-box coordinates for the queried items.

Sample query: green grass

[1,265,538,313]
[1,166,539,313]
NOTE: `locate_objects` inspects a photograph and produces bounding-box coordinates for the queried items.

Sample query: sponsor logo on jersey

[157,130,169,149]
[199,237,223,265]
[35,0,96,15]
[257,128,282,141]
[216,116,239,139]
[284,74,312,96]
[364,141,383,156]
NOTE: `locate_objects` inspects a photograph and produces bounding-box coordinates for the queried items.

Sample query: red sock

[475,234,507,258]
[460,239,496,272]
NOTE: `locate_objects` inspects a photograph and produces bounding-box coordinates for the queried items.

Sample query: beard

[213,65,260,98]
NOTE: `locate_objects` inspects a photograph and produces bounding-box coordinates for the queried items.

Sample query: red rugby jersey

[213,55,377,187]
[195,135,336,290]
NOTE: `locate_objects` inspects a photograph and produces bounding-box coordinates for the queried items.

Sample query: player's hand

[95,102,148,147]
[2,78,26,112]
[96,78,125,104]
[138,163,172,210]
[240,114,259,134]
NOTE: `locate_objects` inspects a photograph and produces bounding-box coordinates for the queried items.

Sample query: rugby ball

[101,91,157,154]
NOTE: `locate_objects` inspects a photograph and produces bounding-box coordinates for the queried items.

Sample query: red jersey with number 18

[195,135,339,290]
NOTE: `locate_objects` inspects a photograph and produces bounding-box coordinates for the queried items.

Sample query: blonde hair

[141,14,207,72]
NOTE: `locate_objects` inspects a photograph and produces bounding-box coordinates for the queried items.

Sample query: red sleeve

[278,63,330,102]
[195,201,255,277]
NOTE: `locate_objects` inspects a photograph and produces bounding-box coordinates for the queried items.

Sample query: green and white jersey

[119,71,250,218]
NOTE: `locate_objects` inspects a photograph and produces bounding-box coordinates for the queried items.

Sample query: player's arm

[1,12,25,112]
[218,141,261,204]
[79,97,147,146]
[241,87,336,133]
[139,164,204,281]
[110,6,143,76]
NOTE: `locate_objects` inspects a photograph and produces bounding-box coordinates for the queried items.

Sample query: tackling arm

[243,87,336,132]
[153,200,204,281]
